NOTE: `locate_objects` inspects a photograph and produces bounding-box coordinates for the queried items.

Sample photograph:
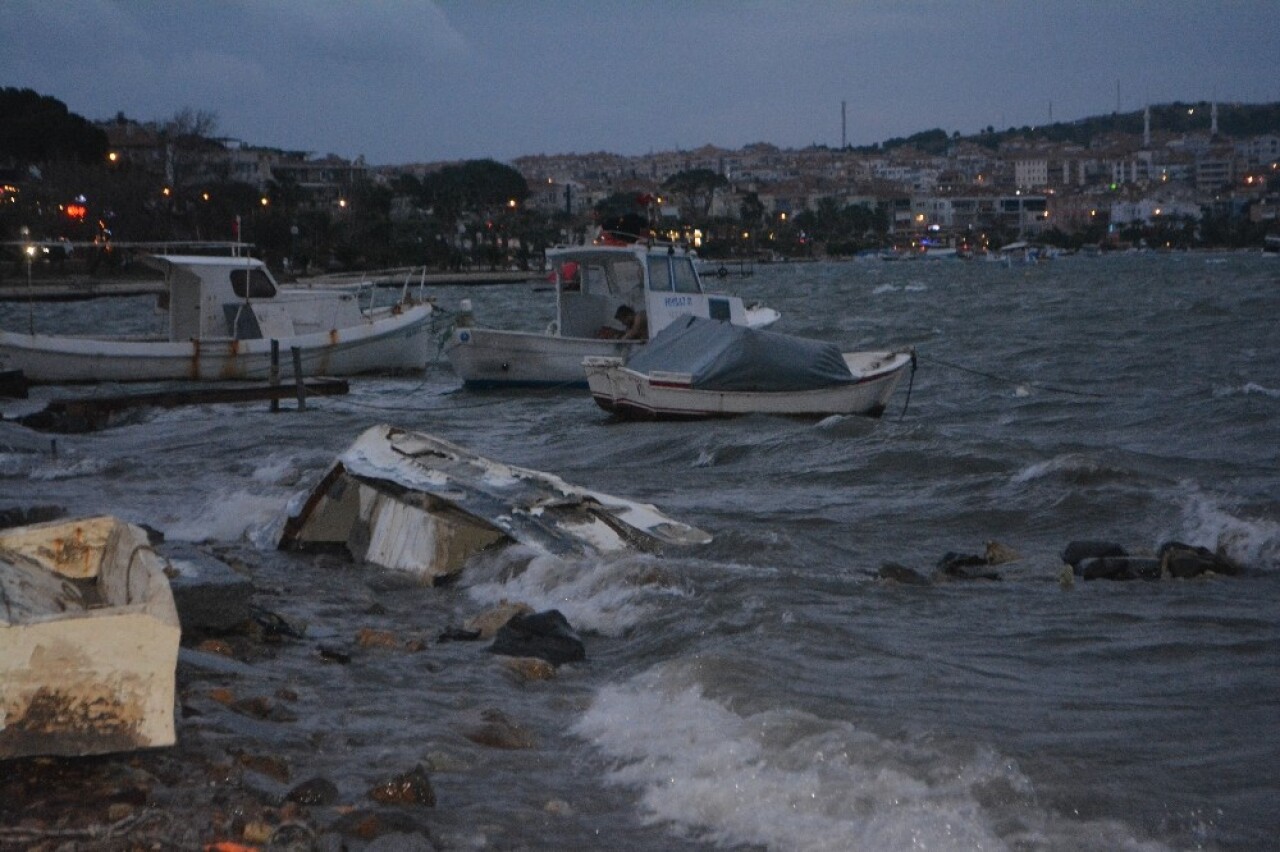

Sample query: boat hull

[1,516,180,758]
[584,351,914,420]
[446,327,643,388]
[444,317,779,389]
[0,305,434,383]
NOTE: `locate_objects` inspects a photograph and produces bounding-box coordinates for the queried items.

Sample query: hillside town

[4,93,1279,273]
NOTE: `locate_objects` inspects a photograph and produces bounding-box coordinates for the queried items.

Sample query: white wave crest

[574,663,1169,851]
[462,548,690,636]
[164,487,290,546]
[1170,487,1280,570]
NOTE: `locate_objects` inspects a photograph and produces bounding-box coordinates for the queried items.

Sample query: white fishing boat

[583,316,914,420]
[0,254,436,383]
[1,515,180,758]
[444,235,780,388]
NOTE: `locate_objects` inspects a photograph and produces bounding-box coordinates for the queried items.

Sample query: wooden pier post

[291,346,306,411]
[270,339,280,413]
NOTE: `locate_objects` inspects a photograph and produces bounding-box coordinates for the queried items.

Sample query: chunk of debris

[279,424,711,583]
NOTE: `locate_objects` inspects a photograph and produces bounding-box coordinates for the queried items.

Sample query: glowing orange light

[66,203,88,220]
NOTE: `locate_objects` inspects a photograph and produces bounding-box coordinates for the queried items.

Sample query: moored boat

[0,254,436,383]
[1,515,180,758]
[445,235,779,388]
[584,316,914,420]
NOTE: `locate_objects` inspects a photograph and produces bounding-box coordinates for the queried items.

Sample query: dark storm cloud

[4,1,1277,165]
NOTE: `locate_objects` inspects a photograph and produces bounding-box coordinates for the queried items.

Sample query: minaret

[1210,102,1218,136]
[1143,105,1150,148]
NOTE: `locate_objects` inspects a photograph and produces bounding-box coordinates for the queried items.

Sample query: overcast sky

[5,1,1278,166]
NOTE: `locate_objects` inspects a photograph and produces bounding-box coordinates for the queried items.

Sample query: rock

[1158,541,1243,578]
[1076,556,1162,581]
[237,751,291,783]
[163,545,255,638]
[935,552,1000,581]
[364,832,439,852]
[463,708,536,750]
[266,821,319,852]
[465,601,533,639]
[286,776,340,806]
[983,540,1021,565]
[367,765,436,807]
[500,656,558,681]
[489,609,585,665]
[0,504,66,530]
[357,627,413,650]
[317,644,351,664]
[1061,540,1127,567]
[876,562,931,585]
[437,626,482,643]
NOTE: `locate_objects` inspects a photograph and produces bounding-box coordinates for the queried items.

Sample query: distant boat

[0,254,436,383]
[1264,234,1280,257]
[1,515,180,759]
[445,235,780,388]
[583,316,914,420]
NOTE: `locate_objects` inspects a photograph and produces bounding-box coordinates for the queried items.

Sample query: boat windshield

[647,255,701,294]
[230,268,277,298]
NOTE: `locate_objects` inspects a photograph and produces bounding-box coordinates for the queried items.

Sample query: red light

[66,203,87,220]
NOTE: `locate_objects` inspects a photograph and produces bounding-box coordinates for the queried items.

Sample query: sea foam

[574,662,1173,851]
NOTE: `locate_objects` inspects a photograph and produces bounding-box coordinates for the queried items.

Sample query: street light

[21,228,36,334]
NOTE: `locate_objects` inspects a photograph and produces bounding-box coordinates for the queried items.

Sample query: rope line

[918,353,1111,398]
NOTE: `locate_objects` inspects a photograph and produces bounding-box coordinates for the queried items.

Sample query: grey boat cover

[625,316,854,391]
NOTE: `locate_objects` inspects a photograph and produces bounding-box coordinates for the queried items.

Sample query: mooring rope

[917,352,1111,398]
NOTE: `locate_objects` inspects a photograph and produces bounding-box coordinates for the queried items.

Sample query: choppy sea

[2,252,1277,851]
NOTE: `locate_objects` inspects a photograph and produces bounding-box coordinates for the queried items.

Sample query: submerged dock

[13,379,349,433]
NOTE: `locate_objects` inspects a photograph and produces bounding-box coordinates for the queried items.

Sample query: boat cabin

[546,242,751,341]
[147,255,365,342]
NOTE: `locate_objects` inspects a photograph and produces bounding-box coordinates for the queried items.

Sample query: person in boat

[616,304,648,340]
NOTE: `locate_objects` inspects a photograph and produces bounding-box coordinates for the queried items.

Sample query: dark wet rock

[877,562,931,585]
[983,540,1021,565]
[236,751,292,783]
[332,809,431,843]
[356,627,424,652]
[286,776,340,806]
[489,609,585,665]
[437,626,482,642]
[466,601,534,638]
[500,656,558,681]
[228,695,299,723]
[367,765,436,807]
[251,607,309,642]
[1076,556,1162,581]
[363,831,440,851]
[0,504,66,530]
[935,552,1000,581]
[463,708,536,750]
[163,545,255,638]
[1158,541,1243,577]
[265,820,319,852]
[316,644,351,664]
[1061,540,1127,567]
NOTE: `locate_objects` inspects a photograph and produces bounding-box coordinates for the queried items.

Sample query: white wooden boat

[280,424,712,582]
[0,254,435,383]
[582,316,914,420]
[445,236,779,388]
[1,516,180,758]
